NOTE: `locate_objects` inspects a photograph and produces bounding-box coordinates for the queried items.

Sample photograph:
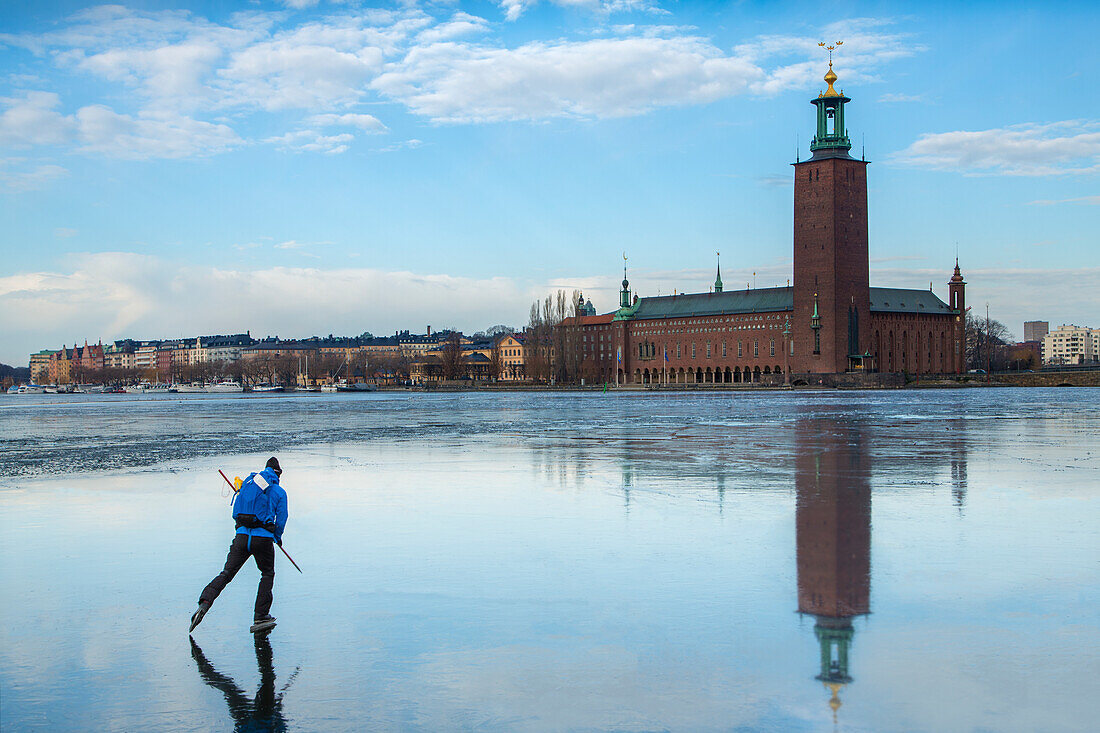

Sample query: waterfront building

[1042,324,1099,365]
[67,340,105,382]
[577,293,597,317]
[155,339,191,377]
[48,346,73,384]
[40,341,105,384]
[29,349,54,384]
[395,329,469,359]
[410,349,495,383]
[1006,341,1041,370]
[104,340,137,370]
[497,333,527,381]
[77,340,105,374]
[1023,321,1049,343]
[360,340,402,357]
[132,341,160,373]
[241,339,316,361]
[195,333,255,363]
[562,61,965,383]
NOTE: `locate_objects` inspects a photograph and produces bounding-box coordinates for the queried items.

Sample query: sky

[1,0,1098,364]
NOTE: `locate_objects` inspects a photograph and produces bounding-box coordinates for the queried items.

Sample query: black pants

[200,534,276,620]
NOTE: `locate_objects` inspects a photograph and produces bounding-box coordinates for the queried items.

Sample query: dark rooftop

[623,286,952,319]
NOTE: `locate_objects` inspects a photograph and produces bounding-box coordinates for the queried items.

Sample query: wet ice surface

[1,389,1098,732]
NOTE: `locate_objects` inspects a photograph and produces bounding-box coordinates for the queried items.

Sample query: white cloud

[1,7,919,165]
[217,32,386,111]
[75,106,240,159]
[879,92,923,103]
[892,121,1100,176]
[1,91,240,160]
[273,239,332,250]
[72,41,227,111]
[0,92,75,146]
[417,12,490,44]
[306,112,387,132]
[501,0,534,22]
[1027,194,1100,206]
[373,36,763,122]
[54,227,78,237]
[266,113,388,154]
[500,0,667,23]
[373,17,916,123]
[0,158,68,192]
[281,0,321,8]
[611,24,696,38]
[736,18,920,95]
[756,174,792,187]
[4,6,422,116]
[0,253,532,363]
[377,138,424,153]
[265,129,354,154]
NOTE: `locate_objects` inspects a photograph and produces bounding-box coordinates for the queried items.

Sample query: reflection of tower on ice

[795,418,871,722]
[949,418,969,512]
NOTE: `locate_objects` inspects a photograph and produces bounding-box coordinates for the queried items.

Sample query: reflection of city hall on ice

[565,61,967,385]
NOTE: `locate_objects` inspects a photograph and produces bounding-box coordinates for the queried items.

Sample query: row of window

[633,339,786,359]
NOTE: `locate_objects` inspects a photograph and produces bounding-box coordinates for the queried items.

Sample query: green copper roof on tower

[619,251,632,309]
[809,44,852,156]
[714,251,723,293]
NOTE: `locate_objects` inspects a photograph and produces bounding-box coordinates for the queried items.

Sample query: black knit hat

[265,457,282,476]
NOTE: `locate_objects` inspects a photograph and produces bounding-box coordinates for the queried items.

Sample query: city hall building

[565,61,967,385]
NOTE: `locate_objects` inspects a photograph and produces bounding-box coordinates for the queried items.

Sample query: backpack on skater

[232,471,278,533]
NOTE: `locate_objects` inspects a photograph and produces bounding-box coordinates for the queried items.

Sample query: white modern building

[1042,324,1099,365]
[133,341,159,371]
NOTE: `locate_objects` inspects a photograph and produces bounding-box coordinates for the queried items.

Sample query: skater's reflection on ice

[190,633,298,733]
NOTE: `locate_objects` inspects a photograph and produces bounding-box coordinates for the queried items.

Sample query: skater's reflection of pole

[190,634,298,733]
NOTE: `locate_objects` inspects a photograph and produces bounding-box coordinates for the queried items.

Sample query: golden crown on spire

[818,41,843,97]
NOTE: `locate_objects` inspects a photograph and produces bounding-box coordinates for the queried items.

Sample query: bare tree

[527,296,555,384]
[562,289,585,383]
[965,311,1011,372]
[489,336,503,382]
[525,301,547,383]
[441,331,463,380]
[523,289,584,384]
[360,350,409,382]
[550,290,569,384]
[220,359,244,384]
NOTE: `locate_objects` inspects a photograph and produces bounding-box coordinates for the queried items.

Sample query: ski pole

[218,470,303,574]
[218,469,238,494]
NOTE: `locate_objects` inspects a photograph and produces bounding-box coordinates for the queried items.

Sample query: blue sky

[1,0,1098,364]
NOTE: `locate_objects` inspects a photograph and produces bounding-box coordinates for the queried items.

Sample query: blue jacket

[233,467,288,543]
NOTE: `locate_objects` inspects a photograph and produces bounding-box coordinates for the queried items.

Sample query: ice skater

[191,457,288,634]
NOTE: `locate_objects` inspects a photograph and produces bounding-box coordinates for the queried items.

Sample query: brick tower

[949,258,967,373]
[792,55,871,374]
